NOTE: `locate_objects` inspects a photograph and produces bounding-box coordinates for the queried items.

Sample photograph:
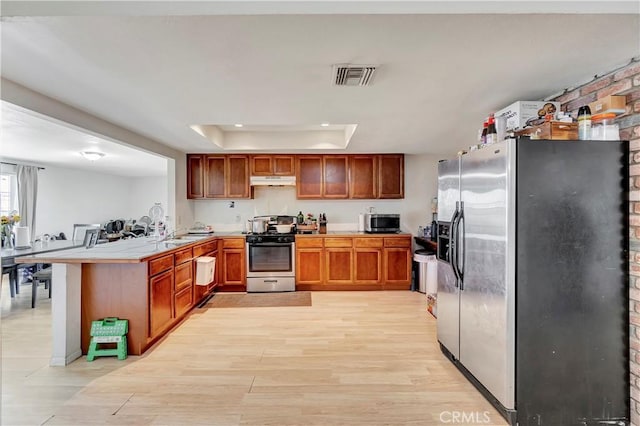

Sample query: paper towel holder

[14,226,31,249]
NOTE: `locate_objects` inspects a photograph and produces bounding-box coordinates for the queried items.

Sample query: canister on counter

[591,113,620,141]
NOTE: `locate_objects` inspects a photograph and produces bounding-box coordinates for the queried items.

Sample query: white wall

[128,176,168,223]
[36,165,166,239]
[192,154,441,235]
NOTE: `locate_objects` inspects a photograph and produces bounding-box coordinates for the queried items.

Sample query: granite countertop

[16,235,219,264]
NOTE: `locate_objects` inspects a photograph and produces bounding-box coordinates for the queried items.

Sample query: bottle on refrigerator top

[480,119,488,144]
[577,105,592,140]
[486,114,498,144]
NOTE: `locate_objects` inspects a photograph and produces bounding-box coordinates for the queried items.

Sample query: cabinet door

[187,155,204,199]
[227,155,250,198]
[325,248,353,284]
[273,155,295,175]
[354,248,382,284]
[174,261,193,292]
[354,238,383,284]
[296,156,323,198]
[222,248,245,286]
[175,286,193,318]
[205,156,226,198]
[323,156,349,198]
[383,248,412,286]
[250,156,273,176]
[350,155,377,199]
[296,248,324,285]
[149,269,174,338]
[378,154,404,199]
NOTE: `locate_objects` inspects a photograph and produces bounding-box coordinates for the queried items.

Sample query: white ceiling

[1,102,168,177]
[1,1,639,166]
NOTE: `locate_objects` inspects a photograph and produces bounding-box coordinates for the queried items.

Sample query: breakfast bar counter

[16,236,220,366]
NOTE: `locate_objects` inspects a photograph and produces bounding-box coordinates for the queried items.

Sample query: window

[0,173,18,217]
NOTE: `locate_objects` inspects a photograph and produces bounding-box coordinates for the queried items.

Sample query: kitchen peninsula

[16,235,220,365]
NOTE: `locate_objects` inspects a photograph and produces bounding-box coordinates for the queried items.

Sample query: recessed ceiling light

[80,151,105,161]
[320,123,330,127]
[234,124,244,128]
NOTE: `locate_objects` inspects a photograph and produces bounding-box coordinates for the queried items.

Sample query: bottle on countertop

[577,105,592,140]
[297,211,304,225]
[486,114,498,145]
[319,213,327,234]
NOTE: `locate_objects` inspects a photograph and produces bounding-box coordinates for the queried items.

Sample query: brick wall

[548,59,640,425]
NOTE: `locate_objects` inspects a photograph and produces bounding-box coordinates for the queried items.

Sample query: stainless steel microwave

[364,214,400,233]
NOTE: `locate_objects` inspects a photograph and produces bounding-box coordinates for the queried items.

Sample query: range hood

[250,176,296,186]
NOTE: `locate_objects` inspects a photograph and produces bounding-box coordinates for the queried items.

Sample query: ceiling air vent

[332,64,377,86]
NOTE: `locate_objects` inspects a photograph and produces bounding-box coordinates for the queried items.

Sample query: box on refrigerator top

[495,101,561,131]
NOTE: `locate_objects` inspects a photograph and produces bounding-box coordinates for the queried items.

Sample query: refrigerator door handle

[457,202,465,289]
[449,203,460,286]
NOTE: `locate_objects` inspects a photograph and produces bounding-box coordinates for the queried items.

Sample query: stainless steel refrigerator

[436,137,629,425]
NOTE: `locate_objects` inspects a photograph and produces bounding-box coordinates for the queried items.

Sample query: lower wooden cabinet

[149,268,174,339]
[295,237,323,286]
[174,251,194,316]
[218,238,246,291]
[325,248,353,284]
[295,235,410,290]
[174,285,193,318]
[324,237,353,284]
[383,237,412,289]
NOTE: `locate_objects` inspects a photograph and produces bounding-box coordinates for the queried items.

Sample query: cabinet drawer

[384,237,411,248]
[296,237,324,248]
[175,286,193,318]
[174,247,193,265]
[194,241,217,257]
[175,261,193,292]
[149,254,174,276]
[324,237,353,248]
[354,237,383,248]
[223,238,245,249]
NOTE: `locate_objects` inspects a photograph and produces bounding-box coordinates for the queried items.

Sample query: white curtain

[16,165,38,240]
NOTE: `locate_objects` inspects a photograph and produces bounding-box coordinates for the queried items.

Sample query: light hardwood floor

[1,277,507,426]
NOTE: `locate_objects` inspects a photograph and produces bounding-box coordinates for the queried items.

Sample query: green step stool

[87,317,128,361]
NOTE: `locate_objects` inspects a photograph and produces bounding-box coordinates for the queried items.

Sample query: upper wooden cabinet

[250,155,295,176]
[187,155,205,199]
[204,156,225,198]
[378,154,404,199]
[323,156,349,199]
[296,156,323,198]
[350,155,404,199]
[296,155,349,199]
[350,155,377,199]
[187,154,251,199]
[189,153,403,200]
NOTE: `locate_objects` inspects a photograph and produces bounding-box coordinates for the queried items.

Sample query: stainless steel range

[245,216,296,292]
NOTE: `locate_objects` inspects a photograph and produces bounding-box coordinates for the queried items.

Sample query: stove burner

[246,233,296,244]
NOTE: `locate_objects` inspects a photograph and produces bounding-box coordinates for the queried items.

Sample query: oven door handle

[248,242,293,247]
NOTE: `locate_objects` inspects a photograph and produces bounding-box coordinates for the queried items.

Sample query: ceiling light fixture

[234,124,243,128]
[320,123,330,127]
[80,151,105,161]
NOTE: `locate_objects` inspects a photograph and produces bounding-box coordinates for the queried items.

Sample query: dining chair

[31,266,52,308]
[72,224,101,242]
[2,264,19,297]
